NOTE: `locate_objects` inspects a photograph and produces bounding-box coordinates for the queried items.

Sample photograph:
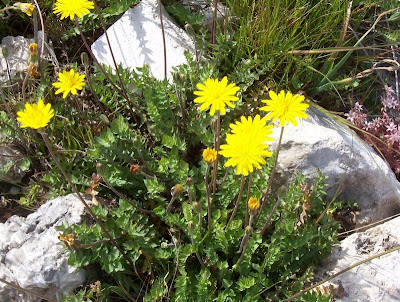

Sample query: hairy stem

[205,164,212,232]
[256,126,284,225]
[212,112,221,195]
[244,172,253,226]
[226,175,245,230]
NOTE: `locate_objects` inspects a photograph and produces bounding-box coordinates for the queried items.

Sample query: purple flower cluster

[346,85,400,177]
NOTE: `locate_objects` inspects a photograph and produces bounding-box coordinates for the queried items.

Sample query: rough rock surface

[315,216,400,301]
[91,0,195,81]
[0,194,88,301]
[269,105,400,226]
[0,32,46,83]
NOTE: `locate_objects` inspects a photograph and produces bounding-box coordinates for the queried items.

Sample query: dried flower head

[130,164,140,174]
[58,234,75,248]
[194,77,240,116]
[260,90,309,127]
[53,0,94,20]
[248,197,260,211]
[17,100,54,129]
[219,115,273,176]
[203,147,217,163]
[52,69,85,99]
[15,3,35,16]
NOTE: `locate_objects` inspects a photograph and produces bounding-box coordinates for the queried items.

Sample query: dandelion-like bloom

[53,0,94,20]
[203,147,217,163]
[260,90,309,127]
[219,115,273,176]
[17,100,54,129]
[29,43,38,55]
[248,197,260,211]
[15,3,35,16]
[52,69,85,99]
[194,77,240,116]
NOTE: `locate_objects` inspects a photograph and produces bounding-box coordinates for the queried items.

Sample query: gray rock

[269,104,400,226]
[0,194,88,301]
[315,216,400,301]
[91,0,195,81]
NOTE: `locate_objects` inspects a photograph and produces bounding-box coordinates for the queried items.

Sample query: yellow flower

[203,147,217,163]
[260,90,309,127]
[52,69,85,99]
[219,115,273,176]
[29,43,38,55]
[53,0,94,20]
[17,100,54,129]
[194,76,240,116]
[248,197,260,211]
[15,3,35,16]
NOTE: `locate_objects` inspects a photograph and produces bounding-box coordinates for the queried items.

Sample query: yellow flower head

[219,115,273,176]
[53,0,94,20]
[260,90,309,127]
[15,3,35,16]
[29,43,38,55]
[17,100,54,129]
[194,76,240,116]
[203,147,217,163]
[248,197,260,211]
[52,69,85,99]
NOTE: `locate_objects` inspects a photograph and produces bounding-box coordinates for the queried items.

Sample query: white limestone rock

[91,0,195,81]
[315,216,400,301]
[269,105,400,226]
[0,194,88,301]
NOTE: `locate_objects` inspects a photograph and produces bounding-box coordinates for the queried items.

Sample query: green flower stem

[212,112,221,195]
[256,126,285,226]
[158,0,167,80]
[32,0,45,59]
[244,172,253,227]
[226,175,246,230]
[259,197,282,236]
[0,277,56,302]
[205,164,212,232]
[39,132,143,281]
[234,226,252,269]
[285,245,400,301]
[189,228,204,268]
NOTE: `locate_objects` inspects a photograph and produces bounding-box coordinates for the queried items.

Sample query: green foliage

[165,3,204,31]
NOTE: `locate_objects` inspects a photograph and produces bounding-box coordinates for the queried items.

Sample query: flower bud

[188,221,194,233]
[171,184,184,197]
[193,202,201,213]
[203,147,217,163]
[248,197,260,211]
